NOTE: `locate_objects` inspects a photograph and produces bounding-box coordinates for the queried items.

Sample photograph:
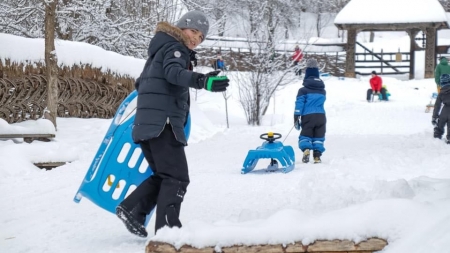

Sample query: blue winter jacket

[294,76,326,116]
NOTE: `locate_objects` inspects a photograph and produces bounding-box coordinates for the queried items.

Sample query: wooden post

[407,29,419,80]
[345,29,356,78]
[380,49,383,74]
[44,0,58,129]
[424,27,437,78]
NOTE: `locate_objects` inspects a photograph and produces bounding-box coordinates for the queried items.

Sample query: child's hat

[306,58,318,69]
[176,10,209,41]
[441,74,450,87]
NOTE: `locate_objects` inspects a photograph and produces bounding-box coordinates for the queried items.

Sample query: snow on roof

[334,0,448,25]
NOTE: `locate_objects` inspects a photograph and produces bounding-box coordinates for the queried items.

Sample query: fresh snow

[0,33,145,79]
[1,28,450,253]
[334,0,448,25]
[0,118,55,135]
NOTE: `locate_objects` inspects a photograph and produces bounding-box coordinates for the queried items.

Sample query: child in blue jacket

[294,58,326,163]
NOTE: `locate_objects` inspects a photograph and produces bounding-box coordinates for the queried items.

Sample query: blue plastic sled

[73,90,191,225]
[241,132,295,174]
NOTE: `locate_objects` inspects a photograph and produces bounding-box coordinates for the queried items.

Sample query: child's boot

[433,127,442,139]
[313,150,322,164]
[116,204,148,237]
[302,149,310,163]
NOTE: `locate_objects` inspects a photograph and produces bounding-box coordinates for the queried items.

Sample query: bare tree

[1,0,185,59]
[43,0,58,129]
[0,0,45,38]
[235,36,297,125]
[222,89,231,128]
[439,0,450,11]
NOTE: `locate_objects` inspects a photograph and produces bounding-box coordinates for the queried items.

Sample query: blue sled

[241,133,295,174]
[73,90,191,225]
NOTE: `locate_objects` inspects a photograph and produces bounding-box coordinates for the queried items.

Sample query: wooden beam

[34,162,66,170]
[0,134,55,138]
[146,238,388,253]
[345,29,357,78]
[0,134,55,143]
[407,29,420,80]
[425,27,437,78]
[335,22,447,31]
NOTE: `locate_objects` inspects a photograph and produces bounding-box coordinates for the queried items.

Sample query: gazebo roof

[334,0,449,30]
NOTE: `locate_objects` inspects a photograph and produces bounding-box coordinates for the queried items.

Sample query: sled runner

[73,90,191,223]
[425,92,438,113]
[241,132,295,174]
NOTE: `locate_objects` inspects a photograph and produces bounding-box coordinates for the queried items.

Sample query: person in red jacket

[292,45,303,76]
[367,71,387,102]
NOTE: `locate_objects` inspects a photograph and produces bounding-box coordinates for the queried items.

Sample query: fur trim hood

[155,21,190,48]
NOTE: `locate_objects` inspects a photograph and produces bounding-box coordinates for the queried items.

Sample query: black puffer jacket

[433,85,450,117]
[132,22,202,145]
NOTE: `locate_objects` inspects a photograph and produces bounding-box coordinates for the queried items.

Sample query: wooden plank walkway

[146,238,387,253]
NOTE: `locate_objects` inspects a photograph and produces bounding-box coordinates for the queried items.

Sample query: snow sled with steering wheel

[241,132,295,174]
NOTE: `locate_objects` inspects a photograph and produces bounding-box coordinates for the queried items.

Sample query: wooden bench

[0,134,55,143]
[34,161,67,170]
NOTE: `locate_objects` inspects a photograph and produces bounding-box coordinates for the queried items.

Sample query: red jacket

[292,49,303,62]
[370,75,382,92]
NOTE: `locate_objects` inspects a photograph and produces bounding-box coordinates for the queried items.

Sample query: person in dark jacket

[435,56,450,93]
[293,58,326,163]
[115,10,229,237]
[432,74,450,143]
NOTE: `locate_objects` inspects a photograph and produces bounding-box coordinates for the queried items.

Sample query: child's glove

[294,115,301,130]
[432,118,438,126]
[198,70,229,92]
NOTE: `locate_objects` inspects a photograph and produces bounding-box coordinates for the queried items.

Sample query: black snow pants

[367,88,387,102]
[434,106,450,140]
[120,124,189,233]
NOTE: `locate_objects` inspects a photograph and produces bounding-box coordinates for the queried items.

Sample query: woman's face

[182,29,204,50]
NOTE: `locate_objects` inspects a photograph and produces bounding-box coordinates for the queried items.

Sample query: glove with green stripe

[198,70,229,92]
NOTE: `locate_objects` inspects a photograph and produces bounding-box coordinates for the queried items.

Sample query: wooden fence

[0,75,130,123]
[355,42,410,76]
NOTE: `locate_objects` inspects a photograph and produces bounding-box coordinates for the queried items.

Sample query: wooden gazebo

[334,0,449,79]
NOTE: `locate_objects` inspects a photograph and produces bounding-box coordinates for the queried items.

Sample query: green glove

[198,71,230,92]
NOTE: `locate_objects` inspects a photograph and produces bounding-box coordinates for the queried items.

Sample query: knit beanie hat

[304,58,320,79]
[176,10,209,41]
[441,74,450,87]
[306,58,318,69]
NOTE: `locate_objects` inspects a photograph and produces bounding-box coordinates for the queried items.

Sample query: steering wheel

[260,132,282,142]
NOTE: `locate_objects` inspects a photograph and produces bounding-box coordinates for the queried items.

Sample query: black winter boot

[116,204,148,237]
[313,150,322,164]
[434,127,442,139]
[154,179,188,233]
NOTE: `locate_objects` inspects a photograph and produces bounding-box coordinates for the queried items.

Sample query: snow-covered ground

[1,71,449,253]
[1,20,450,252]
